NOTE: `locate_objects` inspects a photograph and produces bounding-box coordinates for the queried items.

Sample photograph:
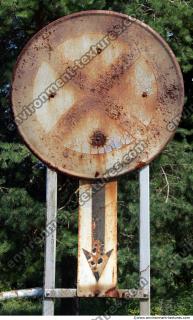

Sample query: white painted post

[139,165,150,315]
[43,168,57,315]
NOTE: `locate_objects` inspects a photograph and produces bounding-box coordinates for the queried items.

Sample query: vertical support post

[43,168,57,315]
[139,165,150,315]
[77,180,117,296]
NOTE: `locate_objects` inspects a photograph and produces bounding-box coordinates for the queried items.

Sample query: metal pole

[0,288,43,301]
[139,165,150,315]
[43,168,57,315]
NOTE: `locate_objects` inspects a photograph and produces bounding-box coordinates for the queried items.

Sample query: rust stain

[105,103,123,120]
[48,92,56,99]
[159,82,180,104]
[136,161,146,169]
[95,171,100,177]
[97,48,102,54]
[90,131,107,147]
[165,83,179,101]
[94,289,100,296]
[142,91,148,97]
[105,287,119,298]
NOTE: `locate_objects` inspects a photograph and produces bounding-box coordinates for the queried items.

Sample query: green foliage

[0,299,42,315]
[0,0,193,315]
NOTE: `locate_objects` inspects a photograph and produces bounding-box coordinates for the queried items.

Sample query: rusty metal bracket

[44,288,149,300]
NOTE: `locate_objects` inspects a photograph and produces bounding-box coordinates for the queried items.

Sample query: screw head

[45,291,50,297]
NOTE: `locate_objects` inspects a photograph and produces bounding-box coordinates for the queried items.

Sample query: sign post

[78,180,117,297]
[140,166,150,315]
[43,169,57,315]
[11,10,184,316]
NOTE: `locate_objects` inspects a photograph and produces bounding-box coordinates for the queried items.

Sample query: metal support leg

[43,168,57,315]
[139,165,150,315]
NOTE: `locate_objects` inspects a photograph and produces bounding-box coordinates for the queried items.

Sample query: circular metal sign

[12,10,184,179]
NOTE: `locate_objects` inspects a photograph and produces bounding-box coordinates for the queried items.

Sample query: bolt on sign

[12,11,184,298]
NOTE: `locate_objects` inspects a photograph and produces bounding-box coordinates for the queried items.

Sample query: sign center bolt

[90,131,107,147]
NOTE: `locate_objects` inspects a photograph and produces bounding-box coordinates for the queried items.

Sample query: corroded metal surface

[77,180,117,296]
[12,10,184,178]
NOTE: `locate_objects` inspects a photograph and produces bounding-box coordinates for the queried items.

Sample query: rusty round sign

[12,10,184,179]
